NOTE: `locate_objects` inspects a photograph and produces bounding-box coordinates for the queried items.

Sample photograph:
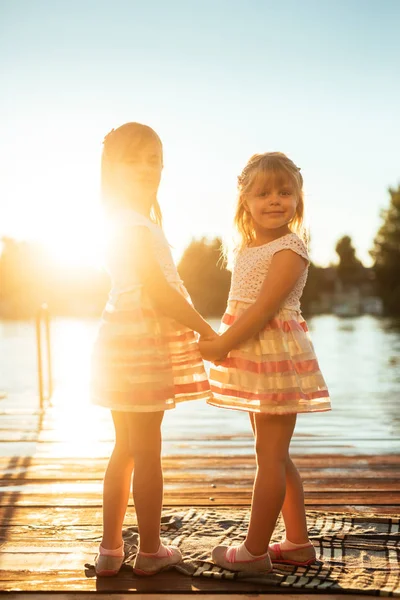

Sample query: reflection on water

[0,315,399,457]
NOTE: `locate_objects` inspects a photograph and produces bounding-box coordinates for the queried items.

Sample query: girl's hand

[199,326,219,341]
[198,337,227,362]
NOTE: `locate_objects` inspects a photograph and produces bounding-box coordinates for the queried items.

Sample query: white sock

[280,537,311,551]
[99,542,124,557]
[139,542,172,557]
[226,541,268,562]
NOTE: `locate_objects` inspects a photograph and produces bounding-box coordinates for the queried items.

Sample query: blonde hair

[101,122,163,225]
[233,152,306,251]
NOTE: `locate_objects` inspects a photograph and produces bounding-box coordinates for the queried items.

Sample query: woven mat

[88,508,400,595]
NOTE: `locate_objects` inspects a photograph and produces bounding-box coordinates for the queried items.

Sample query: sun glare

[42,216,106,269]
[1,119,110,270]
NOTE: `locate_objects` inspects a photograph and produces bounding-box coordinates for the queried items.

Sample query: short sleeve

[113,209,153,230]
[109,210,155,249]
[272,234,310,264]
[107,210,154,269]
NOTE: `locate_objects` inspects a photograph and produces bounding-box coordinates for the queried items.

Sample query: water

[0,315,399,457]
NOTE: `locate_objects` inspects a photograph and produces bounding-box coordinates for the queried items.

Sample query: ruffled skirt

[208,301,331,415]
[91,288,211,412]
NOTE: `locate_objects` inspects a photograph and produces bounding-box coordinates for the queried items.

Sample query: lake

[0,315,399,457]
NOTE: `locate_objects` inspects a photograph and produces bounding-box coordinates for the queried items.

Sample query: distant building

[307,266,383,316]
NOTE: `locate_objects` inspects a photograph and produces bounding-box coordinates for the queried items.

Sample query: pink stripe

[174,380,211,395]
[104,313,197,343]
[166,331,196,342]
[222,313,308,333]
[98,335,197,352]
[170,357,203,367]
[93,387,175,404]
[216,357,320,375]
[97,357,204,374]
[93,379,210,405]
[100,337,168,350]
[210,385,330,403]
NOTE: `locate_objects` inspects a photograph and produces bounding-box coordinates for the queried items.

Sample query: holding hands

[199,335,228,363]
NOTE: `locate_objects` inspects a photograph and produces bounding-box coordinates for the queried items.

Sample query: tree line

[0,185,399,319]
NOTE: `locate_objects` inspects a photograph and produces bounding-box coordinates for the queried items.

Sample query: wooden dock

[1,395,399,596]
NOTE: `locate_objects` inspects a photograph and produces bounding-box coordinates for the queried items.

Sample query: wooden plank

[2,466,400,480]
[1,453,399,467]
[1,491,399,506]
[1,404,399,595]
[0,506,104,526]
[1,505,399,532]
[2,442,400,457]
[2,477,400,490]
[1,452,400,480]
[0,569,272,593]
[2,505,399,529]
[0,595,379,600]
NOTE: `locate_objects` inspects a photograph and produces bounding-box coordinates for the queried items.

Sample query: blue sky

[1,0,399,266]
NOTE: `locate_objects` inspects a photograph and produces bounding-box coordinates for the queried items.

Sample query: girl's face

[244,172,298,237]
[114,138,163,201]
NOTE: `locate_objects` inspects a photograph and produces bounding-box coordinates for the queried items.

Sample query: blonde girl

[199,152,330,573]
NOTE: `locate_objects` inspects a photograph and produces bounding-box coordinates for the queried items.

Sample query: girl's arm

[126,226,216,339]
[199,249,307,359]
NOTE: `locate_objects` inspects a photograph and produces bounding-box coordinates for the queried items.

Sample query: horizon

[0,222,380,271]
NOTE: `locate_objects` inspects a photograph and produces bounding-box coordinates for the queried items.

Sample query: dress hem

[92,393,211,413]
[207,397,331,415]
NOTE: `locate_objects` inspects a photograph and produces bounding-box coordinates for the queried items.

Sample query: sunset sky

[1,0,399,268]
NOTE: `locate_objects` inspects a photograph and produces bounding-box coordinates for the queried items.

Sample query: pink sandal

[268,542,316,566]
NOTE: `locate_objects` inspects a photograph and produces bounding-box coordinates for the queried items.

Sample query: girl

[199,152,331,573]
[91,122,216,577]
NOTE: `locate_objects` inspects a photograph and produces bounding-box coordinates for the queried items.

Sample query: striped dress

[91,209,211,412]
[208,233,331,415]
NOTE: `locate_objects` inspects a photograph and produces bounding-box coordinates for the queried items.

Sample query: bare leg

[101,411,135,549]
[127,411,164,553]
[281,457,309,543]
[248,413,309,545]
[245,413,296,556]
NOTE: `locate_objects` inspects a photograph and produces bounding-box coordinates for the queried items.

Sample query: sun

[42,213,106,269]
[1,119,110,269]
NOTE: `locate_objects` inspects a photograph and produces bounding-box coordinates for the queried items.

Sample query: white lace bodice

[107,209,183,303]
[228,233,309,311]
